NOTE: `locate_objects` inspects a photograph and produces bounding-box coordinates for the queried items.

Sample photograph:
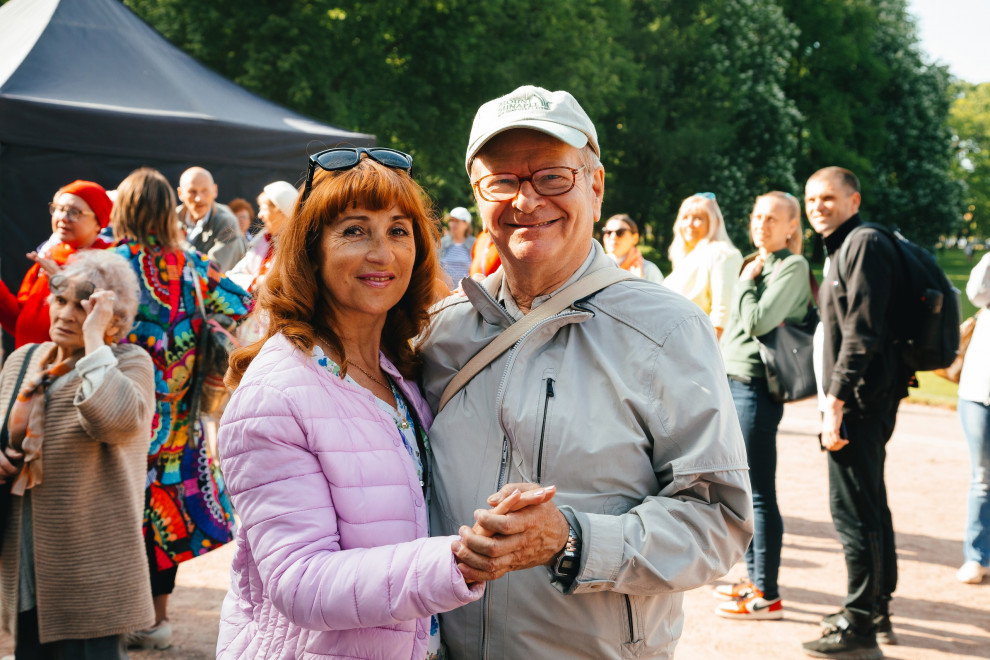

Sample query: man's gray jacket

[419,242,752,660]
[178,202,247,272]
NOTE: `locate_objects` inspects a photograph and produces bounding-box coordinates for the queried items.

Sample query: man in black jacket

[802,167,908,660]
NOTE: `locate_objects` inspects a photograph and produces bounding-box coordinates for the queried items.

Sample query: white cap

[465,85,599,172]
[263,181,299,219]
[448,207,472,223]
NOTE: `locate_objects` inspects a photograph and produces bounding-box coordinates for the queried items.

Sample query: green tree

[950,82,990,239]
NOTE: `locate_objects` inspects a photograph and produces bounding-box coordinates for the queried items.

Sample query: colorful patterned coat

[114,240,251,570]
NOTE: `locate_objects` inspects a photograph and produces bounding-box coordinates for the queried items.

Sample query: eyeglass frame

[471,166,586,203]
[49,274,96,301]
[49,202,95,223]
[303,147,414,200]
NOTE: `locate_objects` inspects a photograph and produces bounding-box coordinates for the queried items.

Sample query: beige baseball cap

[465,85,600,173]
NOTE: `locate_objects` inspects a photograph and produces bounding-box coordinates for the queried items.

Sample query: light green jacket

[419,242,752,660]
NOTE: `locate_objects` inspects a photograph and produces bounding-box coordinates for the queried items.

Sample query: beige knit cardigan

[0,342,156,643]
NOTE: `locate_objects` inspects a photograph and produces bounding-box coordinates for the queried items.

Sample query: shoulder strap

[1,344,40,451]
[438,268,634,413]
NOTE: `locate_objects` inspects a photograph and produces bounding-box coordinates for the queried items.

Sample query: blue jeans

[728,377,784,600]
[959,398,990,566]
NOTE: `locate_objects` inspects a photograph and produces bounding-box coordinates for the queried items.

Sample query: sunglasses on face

[602,228,631,238]
[303,147,414,199]
[49,274,96,301]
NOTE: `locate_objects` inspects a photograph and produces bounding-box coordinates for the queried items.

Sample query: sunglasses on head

[49,274,96,301]
[696,192,717,200]
[303,147,414,199]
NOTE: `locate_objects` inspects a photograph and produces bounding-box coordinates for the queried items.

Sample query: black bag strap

[1,344,41,452]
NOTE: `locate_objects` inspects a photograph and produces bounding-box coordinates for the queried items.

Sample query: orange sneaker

[715,591,783,620]
[713,578,754,601]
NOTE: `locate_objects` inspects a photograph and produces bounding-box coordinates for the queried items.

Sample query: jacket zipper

[483,435,510,660]
[536,378,555,483]
[625,595,636,643]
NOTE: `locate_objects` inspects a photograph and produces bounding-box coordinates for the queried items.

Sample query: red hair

[226,158,441,388]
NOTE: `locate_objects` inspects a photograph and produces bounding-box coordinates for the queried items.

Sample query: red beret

[59,180,113,228]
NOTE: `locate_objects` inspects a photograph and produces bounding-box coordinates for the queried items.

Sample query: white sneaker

[125,619,173,649]
[957,561,987,584]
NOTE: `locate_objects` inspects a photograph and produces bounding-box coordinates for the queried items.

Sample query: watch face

[559,555,577,574]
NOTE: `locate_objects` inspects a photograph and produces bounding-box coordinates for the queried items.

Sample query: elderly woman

[0,180,114,348]
[601,213,664,283]
[664,193,743,338]
[713,192,811,619]
[217,148,551,659]
[227,181,297,295]
[0,250,155,658]
[439,206,475,287]
[109,168,251,650]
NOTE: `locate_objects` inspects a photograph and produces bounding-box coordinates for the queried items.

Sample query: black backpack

[838,223,960,373]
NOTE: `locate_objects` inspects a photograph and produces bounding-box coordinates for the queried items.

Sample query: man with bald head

[418,86,751,659]
[177,167,246,272]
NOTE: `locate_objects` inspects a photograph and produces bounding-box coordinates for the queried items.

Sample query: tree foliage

[950,82,990,238]
[122,0,965,254]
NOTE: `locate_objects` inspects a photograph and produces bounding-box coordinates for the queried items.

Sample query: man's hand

[820,394,848,451]
[452,482,568,582]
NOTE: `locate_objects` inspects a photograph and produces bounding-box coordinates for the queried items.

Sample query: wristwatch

[551,525,582,581]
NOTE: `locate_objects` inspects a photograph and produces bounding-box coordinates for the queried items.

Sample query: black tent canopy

[0,0,374,294]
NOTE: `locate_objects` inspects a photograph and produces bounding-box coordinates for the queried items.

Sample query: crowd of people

[0,84,984,660]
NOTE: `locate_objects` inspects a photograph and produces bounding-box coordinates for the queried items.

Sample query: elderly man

[419,85,752,659]
[176,167,246,272]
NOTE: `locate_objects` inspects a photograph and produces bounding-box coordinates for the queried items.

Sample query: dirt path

[1,399,986,659]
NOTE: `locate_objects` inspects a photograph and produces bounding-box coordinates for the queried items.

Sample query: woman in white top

[663,193,743,338]
[602,214,664,283]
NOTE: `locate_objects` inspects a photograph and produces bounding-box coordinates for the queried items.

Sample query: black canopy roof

[0,0,373,298]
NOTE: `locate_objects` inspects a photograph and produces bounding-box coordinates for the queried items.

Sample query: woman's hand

[0,447,23,484]
[27,251,61,276]
[80,290,118,353]
[740,255,764,281]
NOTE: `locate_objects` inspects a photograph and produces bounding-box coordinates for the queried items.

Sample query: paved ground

[1,399,986,658]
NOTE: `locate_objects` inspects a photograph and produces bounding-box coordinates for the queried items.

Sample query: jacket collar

[823,213,862,255]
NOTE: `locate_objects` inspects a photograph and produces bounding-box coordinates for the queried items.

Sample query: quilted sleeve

[218,380,483,631]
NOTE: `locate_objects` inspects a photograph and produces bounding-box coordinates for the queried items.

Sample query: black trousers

[826,400,900,633]
[16,609,127,659]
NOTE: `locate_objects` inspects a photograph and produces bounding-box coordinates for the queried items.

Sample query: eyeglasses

[49,274,96,301]
[304,147,414,198]
[472,167,585,203]
[49,203,95,223]
[602,228,630,238]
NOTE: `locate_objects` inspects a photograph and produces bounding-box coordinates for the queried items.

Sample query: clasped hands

[452,482,571,584]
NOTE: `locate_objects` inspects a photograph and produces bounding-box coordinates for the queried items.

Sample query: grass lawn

[640,244,982,410]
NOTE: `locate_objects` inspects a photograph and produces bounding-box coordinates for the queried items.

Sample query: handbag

[933,309,981,384]
[438,268,634,413]
[754,306,819,404]
[0,344,40,540]
[190,269,240,417]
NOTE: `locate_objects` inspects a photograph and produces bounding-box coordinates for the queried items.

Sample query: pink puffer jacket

[216,333,483,659]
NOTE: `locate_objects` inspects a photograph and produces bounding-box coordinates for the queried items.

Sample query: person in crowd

[227,197,255,242]
[215,149,552,659]
[469,228,501,277]
[176,167,247,272]
[0,250,155,658]
[663,193,743,339]
[439,207,475,287]
[713,192,811,621]
[227,181,296,295]
[804,166,906,658]
[957,250,990,584]
[418,85,751,659]
[0,181,114,348]
[110,168,251,650]
[601,213,664,282]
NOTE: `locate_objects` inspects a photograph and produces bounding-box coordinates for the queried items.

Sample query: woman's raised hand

[80,289,118,352]
[27,251,61,276]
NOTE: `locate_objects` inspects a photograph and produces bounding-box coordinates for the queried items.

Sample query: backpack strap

[437,268,634,414]
[1,344,41,452]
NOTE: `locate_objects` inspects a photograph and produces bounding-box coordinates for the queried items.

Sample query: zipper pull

[546,378,555,398]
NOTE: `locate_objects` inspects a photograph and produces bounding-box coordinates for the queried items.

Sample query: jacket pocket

[621,594,647,657]
[535,376,555,483]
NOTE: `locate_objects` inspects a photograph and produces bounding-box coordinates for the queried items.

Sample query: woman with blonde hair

[713,191,811,620]
[109,167,251,650]
[664,193,743,338]
[217,148,551,659]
